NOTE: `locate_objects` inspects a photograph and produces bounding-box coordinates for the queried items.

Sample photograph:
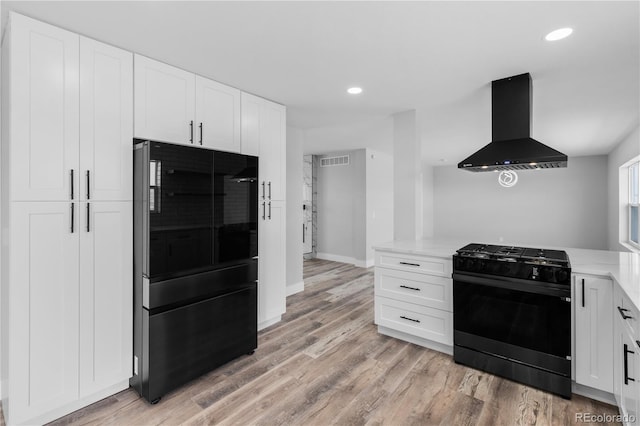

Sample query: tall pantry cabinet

[1,13,133,425]
[241,92,287,329]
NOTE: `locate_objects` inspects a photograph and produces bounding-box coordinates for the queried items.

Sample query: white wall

[607,126,640,251]
[393,110,422,240]
[316,149,366,265]
[365,149,394,264]
[285,126,304,295]
[432,156,609,250]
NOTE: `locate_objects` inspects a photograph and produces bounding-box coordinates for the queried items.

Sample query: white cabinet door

[259,100,286,201]
[80,37,133,201]
[8,13,79,202]
[134,54,195,145]
[258,200,286,328]
[9,202,80,424]
[574,275,614,393]
[240,92,261,156]
[79,201,133,396]
[195,76,241,152]
[620,329,639,425]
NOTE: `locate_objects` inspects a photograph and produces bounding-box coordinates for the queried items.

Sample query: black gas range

[452,243,572,399]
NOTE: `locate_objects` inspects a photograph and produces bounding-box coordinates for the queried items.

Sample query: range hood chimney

[458,73,567,172]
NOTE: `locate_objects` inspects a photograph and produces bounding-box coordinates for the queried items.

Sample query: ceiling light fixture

[545,27,573,41]
[347,87,363,95]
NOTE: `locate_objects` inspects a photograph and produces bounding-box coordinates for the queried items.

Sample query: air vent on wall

[320,155,350,167]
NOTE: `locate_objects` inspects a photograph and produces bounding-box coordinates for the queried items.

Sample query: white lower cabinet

[574,274,614,393]
[6,202,81,424]
[3,201,132,425]
[614,283,640,425]
[79,202,133,396]
[374,250,453,351]
[258,200,286,329]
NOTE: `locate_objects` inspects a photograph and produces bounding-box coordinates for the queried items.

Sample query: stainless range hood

[458,73,567,172]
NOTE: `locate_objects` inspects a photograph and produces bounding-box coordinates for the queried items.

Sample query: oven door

[453,272,571,375]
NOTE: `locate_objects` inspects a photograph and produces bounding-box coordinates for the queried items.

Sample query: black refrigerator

[131,140,258,403]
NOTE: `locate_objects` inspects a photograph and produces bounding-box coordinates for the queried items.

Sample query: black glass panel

[212,151,258,263]
[146,142,257,280]
[453,280,570,358]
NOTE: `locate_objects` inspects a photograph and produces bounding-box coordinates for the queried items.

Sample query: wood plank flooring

[3,259,621,425]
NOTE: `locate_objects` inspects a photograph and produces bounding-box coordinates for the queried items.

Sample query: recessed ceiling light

[347,87,363,95]
[545,28,573,41]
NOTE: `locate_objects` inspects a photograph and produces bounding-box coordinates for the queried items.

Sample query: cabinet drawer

[375,267,452,311]
[374,296,452,345]
[375,251,451,277]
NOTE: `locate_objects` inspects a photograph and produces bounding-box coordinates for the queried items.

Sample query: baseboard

[355,259,374,268]
[572,382,616,405]
[316,252,371,268]
[286,281,304,296]
[12,380,128,425]
[258,315,281,331]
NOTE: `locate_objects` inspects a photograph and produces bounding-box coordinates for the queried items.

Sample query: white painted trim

[286,281,304,296]
[258,315,281,331]
[14,380,128,425]
[316,252,355,265]
[572,382,616,405]
[355,259,374,268]
[377,325,453,355]
[316,252,372,269]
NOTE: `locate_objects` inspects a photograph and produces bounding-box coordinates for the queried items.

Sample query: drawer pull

[400,315,420,323]
[399,262,420,267]
[618,306,633,320]
[400,285,420,291]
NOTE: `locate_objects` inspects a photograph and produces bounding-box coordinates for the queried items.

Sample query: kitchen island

[373,239,640,423]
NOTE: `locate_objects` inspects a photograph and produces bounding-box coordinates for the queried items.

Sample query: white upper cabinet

[134,54,195,145]
[7,13,79,202]
[134,55,242,153]
[240,92,261,157]
[259,100,286,201]
[80,37,133,201]
[241,92,286,200]
[195,76,241,152]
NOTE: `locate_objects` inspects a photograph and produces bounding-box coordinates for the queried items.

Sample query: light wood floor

[6,259,621,425]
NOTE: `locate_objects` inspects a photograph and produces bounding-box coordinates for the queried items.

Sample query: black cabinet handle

[400,285,420,291]
[199,122,203,145]
[625,344,635,385]
[400,315,420,323]
[70,169,75,200]
[399,262,420,267]
[618,306,633,320]
[262,181,265,199]
[189,120,194,144]
[268,182,272,199]
[86,170,90,200]
[262,202,265,220]
[636,340,640,349]
[268,201,271,220]
[581,278,585,308]
[302,224,305,243]
[70,203,74,233]
[86,203,90,232]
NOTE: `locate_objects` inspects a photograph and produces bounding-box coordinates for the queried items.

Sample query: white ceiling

[2,1,639,164]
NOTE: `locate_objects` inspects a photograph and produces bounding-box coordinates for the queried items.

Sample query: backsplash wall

[431,156,608,250]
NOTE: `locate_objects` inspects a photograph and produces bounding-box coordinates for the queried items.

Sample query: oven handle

[452,272,571,298]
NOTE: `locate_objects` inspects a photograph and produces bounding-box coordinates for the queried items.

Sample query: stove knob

[556,269,569,284]
[540,267,554,282]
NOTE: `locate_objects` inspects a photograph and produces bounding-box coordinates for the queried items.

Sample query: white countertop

[373,239,640,310]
